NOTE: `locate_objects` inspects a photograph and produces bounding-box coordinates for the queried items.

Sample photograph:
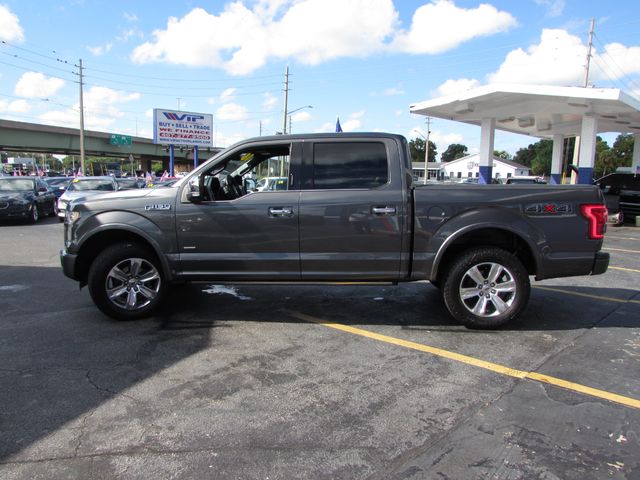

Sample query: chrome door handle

[372,206,396,216]
[268,207,294,217]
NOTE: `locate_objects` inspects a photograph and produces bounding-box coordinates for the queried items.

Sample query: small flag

[335,117,343,133]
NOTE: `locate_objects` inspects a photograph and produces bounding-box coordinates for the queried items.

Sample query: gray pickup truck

[60,133,609,328]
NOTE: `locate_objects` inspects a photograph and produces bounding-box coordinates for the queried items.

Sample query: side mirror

[186,177,202,203]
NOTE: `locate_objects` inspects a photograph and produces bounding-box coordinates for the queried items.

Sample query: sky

[1,0,639,159]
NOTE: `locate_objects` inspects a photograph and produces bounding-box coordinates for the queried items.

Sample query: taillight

[581,204,608,240]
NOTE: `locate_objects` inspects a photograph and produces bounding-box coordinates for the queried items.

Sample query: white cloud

[216,102,248,121]
[391,0,516,54]
[534,0,565,17]
[263,92,278,110]
[220,87,236,102]
[594,42,640,82]
[123,12,138,22]
[434,78,480,97]
[382,87,405,96]
[0,5,23,42]
[488,28,586,85]
[131,1,516,75]
[323,111,365,132]
[290,111,311,122]
[39,86,140,131]
[131,1,398,75]
[434,29,640,92]
[87,43,113,56]
[14,72,65,98]
[0,98,31,113]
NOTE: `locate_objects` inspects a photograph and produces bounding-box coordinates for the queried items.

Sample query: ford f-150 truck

[60,133,609,328]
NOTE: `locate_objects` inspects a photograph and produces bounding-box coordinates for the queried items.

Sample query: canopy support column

[578,115,598,184]
[550,134,564,184]
[632,133,640,174]
[479,117,495,184]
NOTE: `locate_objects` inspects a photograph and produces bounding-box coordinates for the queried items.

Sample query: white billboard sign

[153,109,213,147]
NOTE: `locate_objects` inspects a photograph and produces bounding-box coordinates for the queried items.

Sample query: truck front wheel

[88,242,166,320]
[442,247,530,329]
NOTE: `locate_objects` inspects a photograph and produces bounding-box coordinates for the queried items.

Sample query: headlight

[65,209,81,223]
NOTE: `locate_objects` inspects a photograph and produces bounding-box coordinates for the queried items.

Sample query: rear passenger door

[298,138,406,281]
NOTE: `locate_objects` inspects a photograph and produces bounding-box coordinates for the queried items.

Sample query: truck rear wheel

[88,242,166,320]
[442,247,530,329]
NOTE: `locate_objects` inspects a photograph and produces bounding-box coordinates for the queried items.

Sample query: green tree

[493,150,512,160]
[513,144,536,168]
[514,139,553,175]
[440,143,468,162]
[594,133,634,178]
[409,137,437,163]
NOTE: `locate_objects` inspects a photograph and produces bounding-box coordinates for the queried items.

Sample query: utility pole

[583,18,595,87]
[573,18,595,184]
[78,58,85,175]
[282,66,289,135]
[424,117,431,185]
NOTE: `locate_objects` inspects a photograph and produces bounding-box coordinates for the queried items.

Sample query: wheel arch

[431,225,539,285]
[74,228,170,286]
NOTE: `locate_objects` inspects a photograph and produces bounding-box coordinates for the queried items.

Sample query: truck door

[175,142,301,280]
[298,139,406,281]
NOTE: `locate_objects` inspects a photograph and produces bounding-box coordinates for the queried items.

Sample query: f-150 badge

[144,204,171,211]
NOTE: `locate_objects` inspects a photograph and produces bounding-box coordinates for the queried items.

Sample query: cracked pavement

[0,218,638,479]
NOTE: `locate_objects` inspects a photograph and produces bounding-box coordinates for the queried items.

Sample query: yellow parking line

[610,266,640,273]
[289,311,640,410]
[606,247,640,254]
[533,285,640,304]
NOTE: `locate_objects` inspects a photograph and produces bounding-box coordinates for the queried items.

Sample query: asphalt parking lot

[0,217,638,479]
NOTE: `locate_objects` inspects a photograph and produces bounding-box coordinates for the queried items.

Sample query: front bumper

[592,251,610,276]
[0,203,30,219]
[60,249,79,280]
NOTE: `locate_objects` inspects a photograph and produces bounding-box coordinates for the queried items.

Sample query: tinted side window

[313,142,388,189]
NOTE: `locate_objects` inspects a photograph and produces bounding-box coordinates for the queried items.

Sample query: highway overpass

[0,119,222,173]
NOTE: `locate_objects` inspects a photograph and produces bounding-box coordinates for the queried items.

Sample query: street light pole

[414,119,431,185]
[287,105,313,134]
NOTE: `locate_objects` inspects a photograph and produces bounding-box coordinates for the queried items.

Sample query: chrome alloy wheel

[458,262,517,317]
[105,257,161,311]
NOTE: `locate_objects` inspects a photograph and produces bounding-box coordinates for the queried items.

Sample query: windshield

[67,179,116,191]
[0,178,35,191]
[45,178,71,187]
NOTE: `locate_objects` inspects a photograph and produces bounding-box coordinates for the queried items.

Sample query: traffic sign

[110,134,132,146]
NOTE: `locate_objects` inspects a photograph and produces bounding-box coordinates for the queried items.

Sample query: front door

[175,141,301,280]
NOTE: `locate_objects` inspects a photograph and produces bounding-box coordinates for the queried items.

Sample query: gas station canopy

[409,84,640,184]
[410,84,640,138]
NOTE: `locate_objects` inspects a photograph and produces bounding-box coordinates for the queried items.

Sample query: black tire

[29,203,39,224]
[442,247,530,329]
[50,201,59,217]
[88,242,166,320]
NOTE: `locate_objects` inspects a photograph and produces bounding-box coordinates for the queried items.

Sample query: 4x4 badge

[144,204,171,211]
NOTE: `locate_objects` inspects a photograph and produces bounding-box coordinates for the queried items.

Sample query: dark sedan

[0,177,58,223]
[43,176,72,198]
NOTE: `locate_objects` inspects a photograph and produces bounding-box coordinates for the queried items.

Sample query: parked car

[115,177,145,190]
[594,170,640,224]
[0,177,58,223]
[43,176,72,198]
[57,176,118,222]
[502,176,547,184]
[256,176,288,191]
